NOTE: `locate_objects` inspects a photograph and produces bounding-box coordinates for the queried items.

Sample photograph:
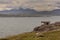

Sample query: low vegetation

[0,31,60,40]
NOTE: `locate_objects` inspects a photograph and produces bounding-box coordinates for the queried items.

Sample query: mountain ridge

[0,8,60,17]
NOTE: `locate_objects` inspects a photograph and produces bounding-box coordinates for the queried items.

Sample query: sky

[0,0,60,11]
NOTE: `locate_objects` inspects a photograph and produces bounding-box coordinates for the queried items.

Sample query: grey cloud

[0,0,12,4]
[0,0,60,11]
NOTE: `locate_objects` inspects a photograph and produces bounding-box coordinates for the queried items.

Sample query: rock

[54,22,60,26]
[33,21,60,32]
[36,32,44,37]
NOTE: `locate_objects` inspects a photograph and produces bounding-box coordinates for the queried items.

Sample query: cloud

[19,0,56,11]
[0,0,60,11]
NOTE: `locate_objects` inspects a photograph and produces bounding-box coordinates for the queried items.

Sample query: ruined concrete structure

[41,21,50,25]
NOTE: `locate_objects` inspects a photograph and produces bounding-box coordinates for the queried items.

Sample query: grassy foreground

[0,31,60,40]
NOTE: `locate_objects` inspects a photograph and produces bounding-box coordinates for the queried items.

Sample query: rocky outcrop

[33,21,60,32]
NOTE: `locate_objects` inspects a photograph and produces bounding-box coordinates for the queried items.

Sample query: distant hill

[0,8,40,17]
[0,8,38,14]
[51,9,60,16]
[0,8,60,17]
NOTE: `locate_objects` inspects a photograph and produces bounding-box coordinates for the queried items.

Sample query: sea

[0,16,60,38]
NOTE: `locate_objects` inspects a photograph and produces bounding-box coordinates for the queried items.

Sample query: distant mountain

[0,8,38,14]
[51,9,60,16]
[37,9,60,16]
[0,8,40,17]
[0,8,60,17]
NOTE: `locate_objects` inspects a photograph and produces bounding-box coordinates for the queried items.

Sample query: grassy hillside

[0,31,60,40]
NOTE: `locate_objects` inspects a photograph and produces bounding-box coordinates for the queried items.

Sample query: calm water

[0,16,60,38]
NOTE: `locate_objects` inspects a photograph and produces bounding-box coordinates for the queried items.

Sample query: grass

[0,31,60,40]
